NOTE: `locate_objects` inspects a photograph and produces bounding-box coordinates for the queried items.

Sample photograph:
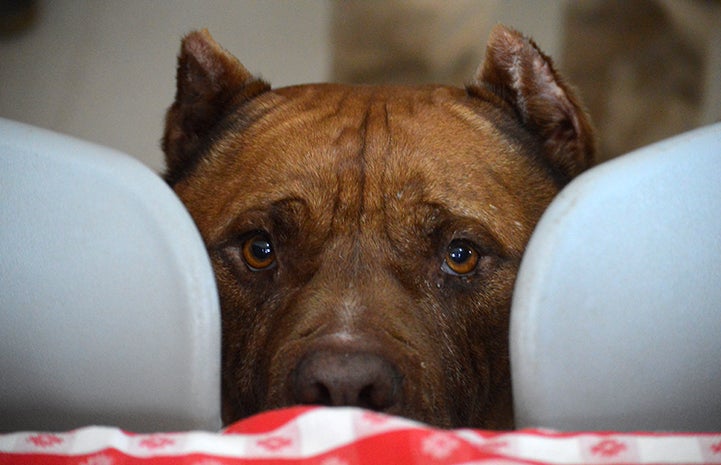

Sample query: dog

[162,25,595,429]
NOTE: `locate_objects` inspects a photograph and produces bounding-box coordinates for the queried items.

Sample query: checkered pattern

[2,406,720,464]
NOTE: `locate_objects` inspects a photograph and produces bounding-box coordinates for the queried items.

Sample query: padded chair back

[511,122,721,431]
[0,117,221,432]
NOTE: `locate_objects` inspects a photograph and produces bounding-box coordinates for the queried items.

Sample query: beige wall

[0,1,332,172]
[2,1,718,171]
[0,1,567,174]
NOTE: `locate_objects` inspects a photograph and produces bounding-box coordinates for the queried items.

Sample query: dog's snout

[292,350,402,412]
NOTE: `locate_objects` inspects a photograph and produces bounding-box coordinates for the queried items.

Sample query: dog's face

[163,26,594,429]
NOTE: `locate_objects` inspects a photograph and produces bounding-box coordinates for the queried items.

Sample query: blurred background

[1,0,719,172]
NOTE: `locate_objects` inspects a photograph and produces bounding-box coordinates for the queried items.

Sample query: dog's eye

[443,240,479,276]
[241,233,276,271]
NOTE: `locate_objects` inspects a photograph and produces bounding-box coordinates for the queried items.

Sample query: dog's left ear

[468,25,595,184]
[163,29,270,184]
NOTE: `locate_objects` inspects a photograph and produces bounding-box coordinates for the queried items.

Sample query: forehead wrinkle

[445,98,504,136]
[378,149,531,258]
[201,161,340,244]
[326,90,403,244]
[421,179,530,256]
[212,90,378,248]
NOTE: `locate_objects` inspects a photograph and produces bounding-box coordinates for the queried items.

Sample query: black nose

[292,350,402,411]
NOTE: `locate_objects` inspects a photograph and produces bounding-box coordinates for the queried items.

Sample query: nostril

[358,373,400,411]
[315,383,332,405]
[296,382,331,406]
[291,350,402,412]
[358,382,394,410]
[358,384,375,409]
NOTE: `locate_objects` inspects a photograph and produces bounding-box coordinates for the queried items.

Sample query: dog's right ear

[163,29,270,184]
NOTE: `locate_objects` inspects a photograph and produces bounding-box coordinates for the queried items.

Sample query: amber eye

[443,240,479,276]
[241,233,276,271]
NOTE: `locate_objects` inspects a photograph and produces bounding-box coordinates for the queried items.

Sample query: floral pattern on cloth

[1,406,721,464]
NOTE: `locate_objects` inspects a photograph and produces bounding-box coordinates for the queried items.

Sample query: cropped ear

[163,29,270,184]
[467,25,595,184]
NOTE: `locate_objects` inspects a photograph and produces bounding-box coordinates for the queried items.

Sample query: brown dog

[162,25,594,429]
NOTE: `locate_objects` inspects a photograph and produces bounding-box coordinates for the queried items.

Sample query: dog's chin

[221,341,506,429]
[257,334,462,429]
[225,384,509,430]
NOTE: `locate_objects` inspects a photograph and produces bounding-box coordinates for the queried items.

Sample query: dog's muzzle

[291,349,403,411]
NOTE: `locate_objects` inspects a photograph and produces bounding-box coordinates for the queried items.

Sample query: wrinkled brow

[268,197,313,241]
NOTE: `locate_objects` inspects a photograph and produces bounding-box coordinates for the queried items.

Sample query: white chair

[511,122,721,431]
[0,117,221,432]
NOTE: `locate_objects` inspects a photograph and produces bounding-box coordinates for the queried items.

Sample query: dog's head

[163,26,594,429]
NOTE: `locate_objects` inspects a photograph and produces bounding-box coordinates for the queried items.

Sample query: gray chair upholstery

[0,117,221,432]
[511,122,721,431]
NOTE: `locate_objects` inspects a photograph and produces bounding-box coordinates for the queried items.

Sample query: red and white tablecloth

[2,406,721,464]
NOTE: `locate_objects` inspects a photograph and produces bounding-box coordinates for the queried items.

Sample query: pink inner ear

[163,30,270,184]
[527,54,581,136]
[180,30,254,87]
[491,27,573,128]
[531,54,567,103]
[474,25,596,183]
[183,34,223,81]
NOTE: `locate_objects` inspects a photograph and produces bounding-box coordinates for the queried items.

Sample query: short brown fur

[163,25,595,429]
